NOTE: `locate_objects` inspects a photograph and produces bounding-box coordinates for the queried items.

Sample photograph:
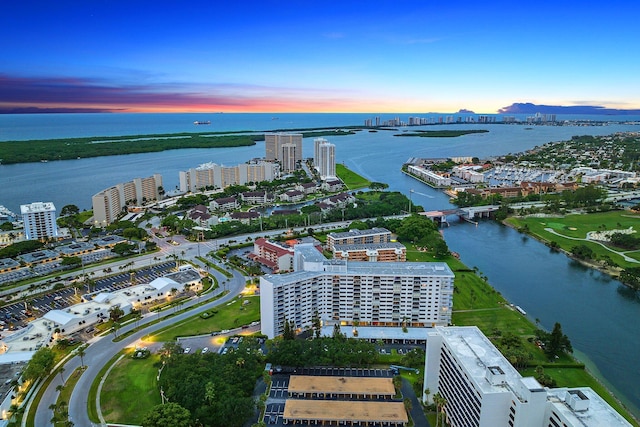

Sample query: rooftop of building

[211,196,237,204]
[18,249,59,263]
[56,241,95,255]
[20,202,56,214]
[294,243,326,263]
[283,400,407,424]
[546,387,632,426]
[0,258,20,269]
[264,259,453,287]
[328,227,391,239]
[230,211,260,219]
[288,375,395,395]
[434,326,537,398]
[333,242,406,252]
[345,261,453,277]
[92,235,126,247]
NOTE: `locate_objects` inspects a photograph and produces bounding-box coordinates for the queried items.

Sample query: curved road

[33,259,247,427]
[30,218,403,426]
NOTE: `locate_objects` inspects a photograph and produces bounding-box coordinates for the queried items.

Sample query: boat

[194,121,211,125]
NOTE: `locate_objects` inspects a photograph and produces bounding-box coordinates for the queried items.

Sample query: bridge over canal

[420,205,500,225]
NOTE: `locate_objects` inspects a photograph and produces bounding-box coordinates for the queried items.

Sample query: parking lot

[264,368,399,427]
[176,325,263,355]
[0,262,175,331]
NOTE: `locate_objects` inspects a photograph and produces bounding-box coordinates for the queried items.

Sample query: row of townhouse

[407,165,452,187]
[465,180,580,200]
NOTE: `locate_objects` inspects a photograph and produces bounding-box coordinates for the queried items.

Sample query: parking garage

[282,400,408,426]
[287,376,396,400]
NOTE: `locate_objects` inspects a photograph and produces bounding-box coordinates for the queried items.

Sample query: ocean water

[2,112,639,214]
[3,113,640,415]
[1,112,639,142]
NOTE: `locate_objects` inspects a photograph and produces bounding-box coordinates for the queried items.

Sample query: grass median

[100,353,161,425]
[145,294,260,342]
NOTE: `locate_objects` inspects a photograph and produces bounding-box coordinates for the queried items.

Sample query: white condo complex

[260,243,454,339]
[424,326,631,427]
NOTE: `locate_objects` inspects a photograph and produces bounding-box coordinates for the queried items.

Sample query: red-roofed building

[250,238,295,272]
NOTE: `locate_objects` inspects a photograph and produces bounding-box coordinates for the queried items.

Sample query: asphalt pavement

[31,259,247,427]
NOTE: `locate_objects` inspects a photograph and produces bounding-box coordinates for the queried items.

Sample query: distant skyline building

[313,138,336,179]
[265,133,303,172]
[92,174,163,227]
[20,202,58,240]
[179,160,279,193]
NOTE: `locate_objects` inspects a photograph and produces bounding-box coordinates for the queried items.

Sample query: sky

[1,1,640,114]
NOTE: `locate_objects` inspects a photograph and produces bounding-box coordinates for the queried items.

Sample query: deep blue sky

[2,1,639,113]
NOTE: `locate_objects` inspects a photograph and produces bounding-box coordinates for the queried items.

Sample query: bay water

[2,113,640,416]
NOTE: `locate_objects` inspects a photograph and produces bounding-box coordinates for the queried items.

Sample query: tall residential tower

[21,202,58,240]
[313,138,336,179]
[265,133,302,173]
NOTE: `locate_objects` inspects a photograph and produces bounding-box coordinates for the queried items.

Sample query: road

[32,259,247,427]
[28,217,409,426]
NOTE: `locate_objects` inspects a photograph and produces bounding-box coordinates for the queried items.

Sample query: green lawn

[51,367,84,427]
[100,353,162,424]
[506,211,640,269]
[147,295,260,342]
[335,163,371,190]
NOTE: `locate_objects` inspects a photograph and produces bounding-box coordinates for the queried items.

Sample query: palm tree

[111,322,121,338]
[77,345,86,368]
[433,392,447,427]
[56,384,64,393]
[7,403,20,419]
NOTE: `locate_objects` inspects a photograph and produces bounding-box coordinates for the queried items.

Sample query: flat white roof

[149,277,180,292]
[547,387,632,426]
[436,326,529,397]
[43,310,78,326]
[20,202,56,214]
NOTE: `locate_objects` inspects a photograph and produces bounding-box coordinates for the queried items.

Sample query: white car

[202,347,209,354]
[184,347,191,354]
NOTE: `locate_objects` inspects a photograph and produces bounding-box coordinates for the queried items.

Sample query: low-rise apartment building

[327,227,392,251]
[332,242,406,262]
[249,238,295,272]
[407,165,451,187]
[209,196,238,212]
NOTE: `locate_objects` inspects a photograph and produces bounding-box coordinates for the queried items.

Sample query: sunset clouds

[2,1,640,113]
